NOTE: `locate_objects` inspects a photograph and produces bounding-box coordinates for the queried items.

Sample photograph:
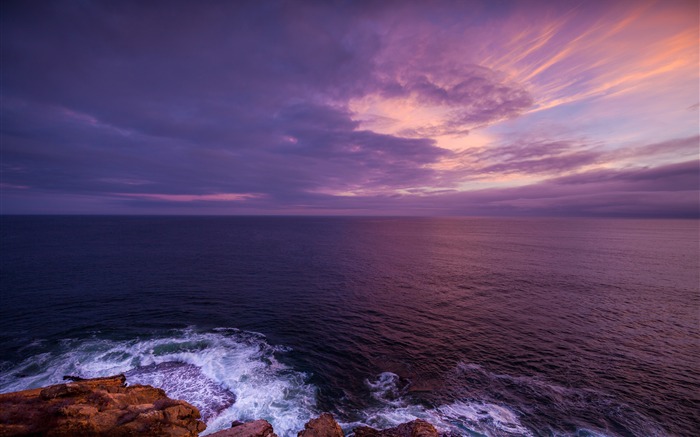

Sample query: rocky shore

[0,375,441,437]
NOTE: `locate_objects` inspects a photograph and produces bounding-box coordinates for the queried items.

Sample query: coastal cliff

[0,375,440,437]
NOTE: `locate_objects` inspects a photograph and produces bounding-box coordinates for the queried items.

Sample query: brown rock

[208,419,278,437]
[353,420,438,437]
[298,413,344,437]
[0,374,206,436]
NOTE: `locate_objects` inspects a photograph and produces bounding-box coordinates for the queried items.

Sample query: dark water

[1,216,698,436]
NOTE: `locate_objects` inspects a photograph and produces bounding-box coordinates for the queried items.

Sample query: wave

[0,328,316,436]
[445,361,666,437]
[0,330,657,437]
[340,372,535,437]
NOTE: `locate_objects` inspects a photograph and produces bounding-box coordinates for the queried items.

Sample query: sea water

[1,217,698,436]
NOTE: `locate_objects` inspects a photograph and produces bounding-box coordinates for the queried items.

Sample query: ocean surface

[0,216,698,436]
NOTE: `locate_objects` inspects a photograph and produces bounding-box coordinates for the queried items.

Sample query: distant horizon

[2,213,698,219]
[2,0,698,217]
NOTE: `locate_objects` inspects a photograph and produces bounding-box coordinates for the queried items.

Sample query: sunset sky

[2,0,698,216]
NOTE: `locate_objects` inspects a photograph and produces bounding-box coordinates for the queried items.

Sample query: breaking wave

[0,330,660,437]
[0,328,316,436]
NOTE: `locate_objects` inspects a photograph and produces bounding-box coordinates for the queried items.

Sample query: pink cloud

[114,193,263,202]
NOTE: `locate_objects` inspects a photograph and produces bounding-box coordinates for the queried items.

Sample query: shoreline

[0,374,441,437]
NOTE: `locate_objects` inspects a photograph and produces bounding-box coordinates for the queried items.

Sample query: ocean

[0,216,698,436]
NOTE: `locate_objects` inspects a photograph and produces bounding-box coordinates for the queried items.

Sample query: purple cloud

[459,139,602,176]
[609,136,699,160]
[1,1,452,203]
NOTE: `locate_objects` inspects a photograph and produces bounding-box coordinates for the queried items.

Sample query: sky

[1,0,698,217]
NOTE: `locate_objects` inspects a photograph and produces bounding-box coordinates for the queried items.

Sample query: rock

[0,374,206,436]
[208,419,278,437]
[353,420,438,437]
[298,413,344,437]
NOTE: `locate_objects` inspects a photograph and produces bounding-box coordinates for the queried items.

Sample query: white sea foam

[434,401,534,436]
[367,372,406,407]
[126,362,236,420]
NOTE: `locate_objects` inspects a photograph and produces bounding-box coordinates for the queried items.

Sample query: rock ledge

[0,374,205,436]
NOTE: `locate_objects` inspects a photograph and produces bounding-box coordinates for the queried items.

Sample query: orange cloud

[512,2,698,112]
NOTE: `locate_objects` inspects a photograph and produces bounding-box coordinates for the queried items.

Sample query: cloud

[1,1,696,217]
[1,97,449,201]
[550,159,699,191]
[417,137,603,182]
[5,156,696,218]
[114,193,263,202]
[608,135,699,161]
[354,65,534,138]
[436,159,700,217]
[277,159,700,218]
[459,139,601,176]
[1,1,455,203]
